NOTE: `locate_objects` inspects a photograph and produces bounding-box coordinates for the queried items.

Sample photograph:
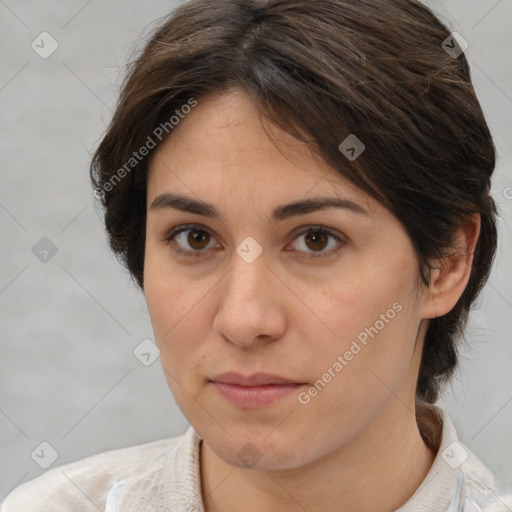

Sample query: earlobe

[420,213,481,320]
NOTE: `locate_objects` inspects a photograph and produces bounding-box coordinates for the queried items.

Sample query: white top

[2,404,511,511]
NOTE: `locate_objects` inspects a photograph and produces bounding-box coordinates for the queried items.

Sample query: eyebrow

[149,192,371,223]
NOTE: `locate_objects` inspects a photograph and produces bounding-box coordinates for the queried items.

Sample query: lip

[212,372,303,386]
[210,372,306,409]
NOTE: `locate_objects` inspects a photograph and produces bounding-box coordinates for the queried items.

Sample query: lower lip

[211,382,305,409]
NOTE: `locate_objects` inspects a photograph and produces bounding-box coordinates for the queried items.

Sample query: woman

[2,0,511,510]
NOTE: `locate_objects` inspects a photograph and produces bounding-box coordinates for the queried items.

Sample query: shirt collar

[117,403,494,512]
[395,402,463,511]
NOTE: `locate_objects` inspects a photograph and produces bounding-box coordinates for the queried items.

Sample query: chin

[208,427,310,471]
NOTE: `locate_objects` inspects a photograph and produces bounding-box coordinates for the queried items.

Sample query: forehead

[147,89,375,215]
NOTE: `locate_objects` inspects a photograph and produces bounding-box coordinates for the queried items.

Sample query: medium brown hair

[90,0,499,404]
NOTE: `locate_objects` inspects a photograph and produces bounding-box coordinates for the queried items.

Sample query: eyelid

[286,225,345,258]
[291,224,345,241]
[163,223,217,243]
[163,223,345,258]
[163,223,221,257]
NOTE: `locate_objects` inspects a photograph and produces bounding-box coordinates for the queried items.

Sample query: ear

[420,213,481,320]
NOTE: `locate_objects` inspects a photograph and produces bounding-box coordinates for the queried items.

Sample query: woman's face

[144,88,430,470]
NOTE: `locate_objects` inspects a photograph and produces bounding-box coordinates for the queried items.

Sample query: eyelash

[163,224,345,260]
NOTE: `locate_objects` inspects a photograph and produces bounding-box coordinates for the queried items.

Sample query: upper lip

[211,372,304,387]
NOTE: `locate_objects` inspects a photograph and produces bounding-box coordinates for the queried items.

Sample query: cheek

[307,254,420,386]
[143,256,210,369]
[298,297,417,440]
[144,268,212,412]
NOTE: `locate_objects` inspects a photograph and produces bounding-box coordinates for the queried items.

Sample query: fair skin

[143,88,480,512]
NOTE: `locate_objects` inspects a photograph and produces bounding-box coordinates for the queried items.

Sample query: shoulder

[414,403,512,512]
[460,453,512,512]
[0,435,184,512]
[457,450,512,511]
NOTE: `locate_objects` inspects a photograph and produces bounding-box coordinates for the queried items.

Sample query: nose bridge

[225,248,269,311]
[225,232,268,298]
[213,248,286,346]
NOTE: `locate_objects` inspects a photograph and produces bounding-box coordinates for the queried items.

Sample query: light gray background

[1,0,511,499]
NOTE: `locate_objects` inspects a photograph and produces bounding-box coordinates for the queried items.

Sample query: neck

[200,402,437,512]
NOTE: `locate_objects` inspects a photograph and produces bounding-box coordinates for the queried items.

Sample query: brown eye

[289,226,345,259]
[165,225,219,257]
[187,229,211,250]
[304,231,329,252]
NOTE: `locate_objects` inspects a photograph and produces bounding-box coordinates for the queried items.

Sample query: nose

[213,251,287,348]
